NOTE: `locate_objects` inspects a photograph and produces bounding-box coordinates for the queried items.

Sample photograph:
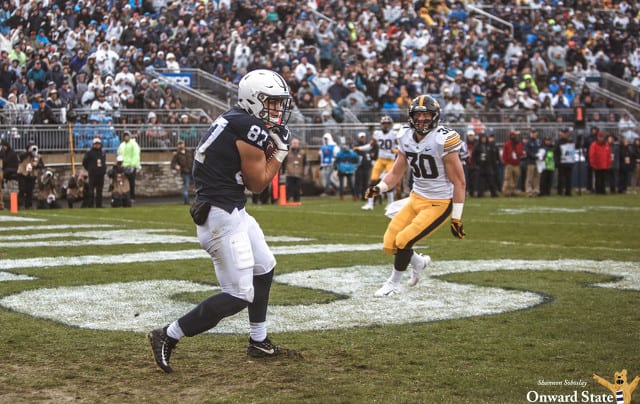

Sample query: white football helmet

[237,69,292,127]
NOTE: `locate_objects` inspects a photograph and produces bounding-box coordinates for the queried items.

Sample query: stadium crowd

[2,0,640,209]
[0,0,637,128]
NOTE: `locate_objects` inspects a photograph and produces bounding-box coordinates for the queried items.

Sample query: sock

[410,253,422,269]
[167,320,185,340]
[387,191,395,204]
[249,322,267,342]
[367,197,374,206]
[248,270,274,323]
[389,269,403,284]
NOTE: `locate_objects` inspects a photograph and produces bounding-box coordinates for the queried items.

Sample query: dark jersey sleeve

[192,107,269,213]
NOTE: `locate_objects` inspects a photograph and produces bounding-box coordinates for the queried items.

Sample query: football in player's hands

[450,219,465,239]
[265,137,278,160]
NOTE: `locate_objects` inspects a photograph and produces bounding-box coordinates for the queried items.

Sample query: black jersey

[193,107,273,213]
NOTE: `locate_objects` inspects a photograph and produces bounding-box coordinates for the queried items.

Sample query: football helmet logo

[408,95,440,135]
[238,69,292,128]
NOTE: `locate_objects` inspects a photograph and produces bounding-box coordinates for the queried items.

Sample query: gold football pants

[370,157,396,181]
[383,193,452,255]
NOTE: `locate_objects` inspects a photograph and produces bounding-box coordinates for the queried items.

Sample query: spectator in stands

[443,94,465,123]
[144,78,166,109]
[114,63,136,94]
[144,111,170,150]
[58,79,75,108]
[31,95,58,125]
[618,112,638,141]
[46,88,63,110]
[3,93,19,124]
[26,60,47,91]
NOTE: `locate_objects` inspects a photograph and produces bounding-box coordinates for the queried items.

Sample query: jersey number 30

[406,152,438,179]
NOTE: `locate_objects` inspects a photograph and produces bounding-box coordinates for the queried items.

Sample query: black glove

[270,126,290,148]
[268,127,290,163]
[364,185,380,199]
[450,219,465,239]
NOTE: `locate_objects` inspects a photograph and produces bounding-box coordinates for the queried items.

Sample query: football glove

[450,219,465,239]
[364,185,380,199]
[268,127,290,163]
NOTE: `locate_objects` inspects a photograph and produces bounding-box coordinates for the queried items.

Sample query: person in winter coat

[501,130,525,196]
[472,134,499,197]
[170,140,194,204]
[618,137,634,194]
[554,127,576,196]
[539,136,556,196]
[524,128,543,197]
[334,142,360,201]
[17,143,44,209]
[589,131,612,194]
[108,155,131,207]
[82,137,107,207]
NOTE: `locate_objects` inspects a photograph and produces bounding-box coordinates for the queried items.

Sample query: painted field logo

[593,369,639,404]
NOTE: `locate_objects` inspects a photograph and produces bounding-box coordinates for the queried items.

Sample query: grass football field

[0,194,639,403]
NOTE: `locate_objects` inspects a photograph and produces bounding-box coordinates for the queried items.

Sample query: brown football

[265,138,277,160]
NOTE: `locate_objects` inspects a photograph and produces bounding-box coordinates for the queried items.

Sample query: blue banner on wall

[161,73,194,88]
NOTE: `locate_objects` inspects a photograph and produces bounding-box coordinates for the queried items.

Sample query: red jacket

[589,140,612,170]
[501,140,524,166]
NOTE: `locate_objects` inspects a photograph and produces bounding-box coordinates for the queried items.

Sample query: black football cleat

[247,337,303,359]
[148,326,178,373]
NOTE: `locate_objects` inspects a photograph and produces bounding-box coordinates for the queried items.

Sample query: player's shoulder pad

[435,126,463,153]
[223,107,266,147]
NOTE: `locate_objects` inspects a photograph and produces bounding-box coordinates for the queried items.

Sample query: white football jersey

[397,125,462,200]
[373,128,398,160]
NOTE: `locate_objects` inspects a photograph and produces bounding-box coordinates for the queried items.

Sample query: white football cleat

[374,281,399,297]
[408,254,431,287]
[361,203,374,211]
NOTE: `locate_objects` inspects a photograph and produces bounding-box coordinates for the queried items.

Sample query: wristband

[273,150,288,163]
[377,181,389,193]
[452,202,464,220]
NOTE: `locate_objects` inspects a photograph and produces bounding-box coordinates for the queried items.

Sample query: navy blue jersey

[193,107,272,212]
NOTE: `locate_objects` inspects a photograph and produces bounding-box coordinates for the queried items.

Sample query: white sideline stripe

[0,215,46,222]
[0,244,383,270]
[0,272,36,281]
[0,229,312,246]
[0,224,114,232]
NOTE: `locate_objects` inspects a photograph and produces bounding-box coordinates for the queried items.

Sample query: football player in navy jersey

[148,70,299,373]
[366,95,467,297]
